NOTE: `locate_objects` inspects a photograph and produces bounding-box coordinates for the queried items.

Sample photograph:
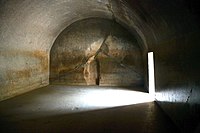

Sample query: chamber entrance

[148,52,155,97]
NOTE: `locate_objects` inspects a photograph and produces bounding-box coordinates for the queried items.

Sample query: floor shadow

[0,102,179,133]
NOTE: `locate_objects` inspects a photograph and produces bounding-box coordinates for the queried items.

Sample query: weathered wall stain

[83,55,99,85]
[0,0,200,132]
[0,50,48,101]
[6,69,31,80]
[50,18,144,86]
[0,50,48,70]
[32,50,48,72]
[0,50,48,80]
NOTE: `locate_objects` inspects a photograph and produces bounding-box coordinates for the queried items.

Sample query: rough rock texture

[0,0,200,132]
[0,50,49,101]
[0,0,113,101]
[50,18,144,86]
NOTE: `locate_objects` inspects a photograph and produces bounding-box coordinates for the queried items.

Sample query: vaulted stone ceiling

[0,1,200,131]
[0,0,199,101]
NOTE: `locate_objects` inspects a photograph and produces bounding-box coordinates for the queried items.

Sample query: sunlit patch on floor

[81,89,154,107]
[0,86,154,120]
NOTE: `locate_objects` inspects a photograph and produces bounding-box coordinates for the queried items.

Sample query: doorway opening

[148,52,155,98]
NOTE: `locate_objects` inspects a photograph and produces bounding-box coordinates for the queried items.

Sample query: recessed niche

[50,18,144,87]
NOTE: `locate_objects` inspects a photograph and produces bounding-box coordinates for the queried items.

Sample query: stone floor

[0,85,180,133]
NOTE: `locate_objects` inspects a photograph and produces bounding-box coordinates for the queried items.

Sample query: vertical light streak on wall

[148,52,155,98]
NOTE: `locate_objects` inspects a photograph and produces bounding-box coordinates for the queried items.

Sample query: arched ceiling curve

[0,0,111,51]
[0,0,155,53]
[0,0,198,53]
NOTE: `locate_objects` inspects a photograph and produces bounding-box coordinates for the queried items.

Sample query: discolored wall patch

[0,50,49,101]
[50,18,144,86]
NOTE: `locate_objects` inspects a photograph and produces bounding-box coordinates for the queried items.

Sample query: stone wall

[0,50,49,101]
[1,0,200,131]
[50,18,144,86]
[0,0,112,101]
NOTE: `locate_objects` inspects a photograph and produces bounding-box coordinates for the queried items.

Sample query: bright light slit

[82,89,154,107]
[148,52,155,98]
